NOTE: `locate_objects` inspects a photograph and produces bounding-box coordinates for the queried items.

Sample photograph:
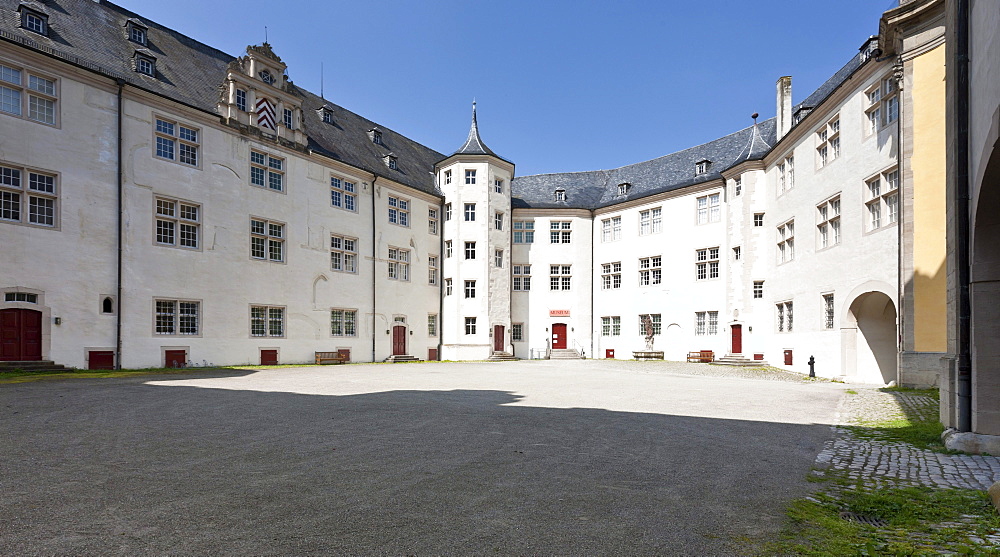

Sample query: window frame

[464,241,476,260]
[823,293,836,330]
[154,196,200,250]
[0,162,59,229]
[696,194,720,225]
[513,264,532,291]
[250,217,285,263]
[464,280,476,299]
[428,255,438,285]
[250,305,285,338]
[465,169,476,185]
[464,203,476,222]
[330,175,358,212]
[695,247,720,281]
[387,246,410,281]
[465,317,477,335]
[330,234,358,273]
[817,195,842,249]
[776,220,795,264]
[154,298,201,337]
[330,308,358,337]
[601,262,622,290]
[865,168,899,232]
[0,60,58,127]
[428,208,439,235]
[513,220,535,243]
[549,264,572,291]
[388,195,410,227]
[549,221,571,244]
[154,116,200,168]
[639,255,663,286]
[816,117,840,169]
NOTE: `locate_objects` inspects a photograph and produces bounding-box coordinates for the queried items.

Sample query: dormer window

[126,20,148,45]
[385,154,398,170]
[134,53,155,77]
[259,69,275,85]
[617,183,631,196]
[19,6,48,36]
[695,160,711,175]
[372,129,383,145]
[554,189,566,202]
[321,108,333,124]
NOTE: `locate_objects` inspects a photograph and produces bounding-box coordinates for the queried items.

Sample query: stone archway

[970,139,1000,434]
[842,290,898,384]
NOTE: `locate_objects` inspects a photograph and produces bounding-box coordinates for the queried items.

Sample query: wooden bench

[687,350,714,363]
[315,351,349,365]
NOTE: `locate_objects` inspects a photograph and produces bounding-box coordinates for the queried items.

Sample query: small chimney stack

[776,76,792,139]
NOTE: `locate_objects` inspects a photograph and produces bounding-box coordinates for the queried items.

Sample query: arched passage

[970,138,1000,434]
[843,291,898,384]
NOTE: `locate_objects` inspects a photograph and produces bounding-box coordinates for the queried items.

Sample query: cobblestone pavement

[815,388,1000,490]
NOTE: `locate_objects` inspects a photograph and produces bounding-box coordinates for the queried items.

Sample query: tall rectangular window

[251,306,285,337]
[754,213,764,227]
[155,198,199,249]
[816,117,839,168]
[331,309,358,336]
[753,280,764,299]
[866,76,898,134]
[428,255,438,285]
[0,164,58,228]
[494,178,504,194]
[429,208,439,234]
[155,299,199,335]
[464,241,476,260]
[444,170,452,185]
[445,240,453,258]
[776,301,793,332]
[549,265,571,291]
[550,221,571,243]
[512,323,524,341]
[638,256,662,286]
[513,265,531,291]
[513,220,534,243]
[235,88,247,111]
[465,317,477,335]
[601,262,622,290]
[0,62,57,125]
[824,294,835,329]
[465,170,476,184]
[601,316,621,336]
[777,221,795,263]
[695,247,720,280]
[602,216,622,241]
[464,203,476,221]
[330,177,357,211]
[494,249,503,268]
[388,247,410,281]
[817,196,842,249]
[866,168,899,231]
[388,196,410,227]
[250,218,284,262]
[428,314,438,337]
[330,235,357,273]
[464,280,476,298]
[494,211,503,230]
[696,194,720,224]
[445,203,452,221]
[282,108,293,129]
[156,117,200,167]
[250,150,283,191]
[445,278,453,296]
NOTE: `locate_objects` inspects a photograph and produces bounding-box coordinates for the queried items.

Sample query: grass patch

[847,388,948,452]
[846,389,858,395]
[767,483,1000,555]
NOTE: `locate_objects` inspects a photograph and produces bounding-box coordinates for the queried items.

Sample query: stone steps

[712,354,770,367]
[549,349,584,360]
[0,360,72,373]
[385,355,421,363]
[488,351,518,361]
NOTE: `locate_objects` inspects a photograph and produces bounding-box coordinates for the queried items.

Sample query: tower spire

[453,99,496,157]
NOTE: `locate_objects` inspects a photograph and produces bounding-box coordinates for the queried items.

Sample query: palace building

[0,0,945,389]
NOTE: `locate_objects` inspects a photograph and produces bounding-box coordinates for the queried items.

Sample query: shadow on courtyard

[0,377,837,555]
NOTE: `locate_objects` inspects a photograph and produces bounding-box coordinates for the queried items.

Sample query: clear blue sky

[120,0,893,177]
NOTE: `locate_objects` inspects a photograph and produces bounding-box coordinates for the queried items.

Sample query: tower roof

[453,101,498,157]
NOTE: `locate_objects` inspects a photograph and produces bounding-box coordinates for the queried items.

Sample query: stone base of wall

[943,428,1000,456]
[899,351,947,388]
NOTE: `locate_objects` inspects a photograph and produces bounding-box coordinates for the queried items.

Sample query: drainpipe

[115,79,124,370]
[371,175,378,363]
[590,209,595,360]
[894,55,905,385]
[954,0,972,432]
[436,168,444,361]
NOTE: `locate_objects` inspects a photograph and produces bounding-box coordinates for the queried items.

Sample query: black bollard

[808,355,816,378]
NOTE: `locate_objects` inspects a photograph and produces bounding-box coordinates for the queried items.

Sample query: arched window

[102,297,115,314]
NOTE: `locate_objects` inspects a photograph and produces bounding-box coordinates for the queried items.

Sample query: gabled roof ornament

[453,100,497,157]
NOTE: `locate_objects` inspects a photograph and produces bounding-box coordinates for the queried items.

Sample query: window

[866,76,898,134]
[427,314,438,337]
[128,22,147,45]
[512,323,524,341]
[494,249,503,268]
[250,150,282,191]
[753,281,764,299]
[549,265,571,291]
[513,220,534,243]
[554,189,566,202]
[601,262,622,290]
[777,156,795,194]
[386,156,398,170]
[4,292,38,303]
[817,196,842,248]
[494,179,504,194]
[155,299,199,336]
[428,208,439,234]
[463,203,476,222]
[20,8,47,35]
[639,256,662,286]
[444,203,452,222]
[0,164,58,228]
[0,62,57,125]
[281,108,293,129]
[494,212,503,230]
[601,216,622,242]
[155,198,199,249]
[754,213,764,227]
[550,221,571,243]
[816,118,840,168]
[734,177,742,196]
[372,130,383,145]
[330,176,357,211]
[776,301,793,332]
[154,117,199,166]
[465,169,476,184]
[444,170,452,185]
[464,241,476,260]
[638,314,662,335]
[330,235,357,273]
[465,317,477,335]
[695,311,719,335]
[695,248,719,280]
[321,109,333,124]
[445,240,453,258]
[464,280,476,298]
[445,278,453,296]
[602,316,622,336]
[250,306,284,337]
[330,309,358,336]
[617,183,631,196]
[866,169,899,231]
[428,255,438,285]
[639,208,662,235]
[695,160,711,175]
[250,218,284,262]
[733,246,741,260]
[135,54,155,77]
[777,221,795,263]
[696,194,720,224]
[824,294,835,329]
[235,88,247,112]
[388,247,410,281]
[388,196,409,227]
[513,265,531,291]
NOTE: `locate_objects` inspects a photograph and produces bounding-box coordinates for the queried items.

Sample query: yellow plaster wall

[911,44,947,352]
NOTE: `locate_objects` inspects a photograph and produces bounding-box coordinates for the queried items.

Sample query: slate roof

[452,101,502,159]
[0,0,445,196]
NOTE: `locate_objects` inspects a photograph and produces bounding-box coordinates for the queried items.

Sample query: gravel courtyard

[0,360,847,555]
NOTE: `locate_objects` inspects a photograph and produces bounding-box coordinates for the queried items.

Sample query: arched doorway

[970,138,1000,434]
[0,308,43,361]
[846,292,898,384]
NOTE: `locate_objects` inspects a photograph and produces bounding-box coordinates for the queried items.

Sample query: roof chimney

[776,76,792,140]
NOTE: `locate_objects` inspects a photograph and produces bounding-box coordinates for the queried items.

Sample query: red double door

[0,309,42,361]
[551,323,567,349]
[392,325,407,356]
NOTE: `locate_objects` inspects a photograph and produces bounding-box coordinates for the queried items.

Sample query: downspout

[894,56,905,385]
[371,175,378,363]
[954,0,972,432]
[437,169,444,361]
[115,79,124,370]
[590,209,595,360]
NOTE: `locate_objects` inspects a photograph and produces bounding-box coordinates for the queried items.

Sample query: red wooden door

[552,323,567,349]
[165,350,186,368]
[493,325,505,352]
[0,309,42,361]
[338,348,351,363]
[260,349,278,365]
[88,350,115,370]
[731,324,742,354]
[392,325,406,356]
[427,348,437,361]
